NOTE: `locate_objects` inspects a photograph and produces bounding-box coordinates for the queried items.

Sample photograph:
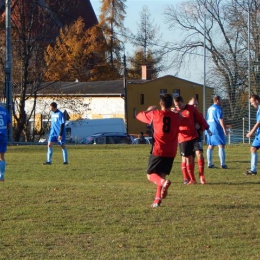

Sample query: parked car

[66,118,126,143]
[78,132,131,145]
[133,137,153,145]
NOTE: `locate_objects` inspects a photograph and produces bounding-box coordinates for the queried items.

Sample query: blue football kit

[0,106,11,181]
[0,106,11,153]
[205,104,226,146]
[250,106,260,172]
[46,109,68,164]
[48,109,66,144]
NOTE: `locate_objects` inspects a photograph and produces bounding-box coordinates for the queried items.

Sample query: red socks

[198,158,205,177]
[181,162,189,181]
[187,163,196,181]
[149,173,165,186]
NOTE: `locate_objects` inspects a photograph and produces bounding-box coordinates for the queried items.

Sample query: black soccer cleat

[43,162,51,165]
[244,170,257,175]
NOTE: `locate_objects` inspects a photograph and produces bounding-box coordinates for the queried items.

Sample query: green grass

[0,144,260,259]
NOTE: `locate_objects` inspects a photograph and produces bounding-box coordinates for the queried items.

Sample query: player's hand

[58,135,62,141]
[246,132,251,138]
[207,129,212,136]
[195,123,201,130]
[147,106,157,111]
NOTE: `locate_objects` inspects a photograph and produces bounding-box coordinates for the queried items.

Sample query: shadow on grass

[207,181,260,185]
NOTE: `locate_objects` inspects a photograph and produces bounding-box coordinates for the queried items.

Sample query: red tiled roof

[1,0,98,40]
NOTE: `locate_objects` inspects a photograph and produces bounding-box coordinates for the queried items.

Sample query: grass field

[0,144,260,260]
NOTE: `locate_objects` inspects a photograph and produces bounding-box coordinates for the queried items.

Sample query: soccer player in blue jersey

[244,94,260,175]
[43,102,68,165]
[205,96,228,169]
[0,105,11,181]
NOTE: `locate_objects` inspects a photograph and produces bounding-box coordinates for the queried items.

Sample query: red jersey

[136,109,179,158]
[177,104,207,143]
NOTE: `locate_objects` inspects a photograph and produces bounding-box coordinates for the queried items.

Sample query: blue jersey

[0,106,11,137]
[252,106,260,148]
[49,109,66,139]
[0,106,11,153]
[205,104,225,145]
[255,106,260,137]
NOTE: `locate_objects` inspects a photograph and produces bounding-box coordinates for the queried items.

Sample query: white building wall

[23,96,124,119]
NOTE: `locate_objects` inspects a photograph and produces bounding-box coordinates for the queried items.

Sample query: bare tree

[164,0,260,124]
[0,0,93,141]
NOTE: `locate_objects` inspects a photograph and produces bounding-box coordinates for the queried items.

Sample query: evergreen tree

[128,5,167,79]
[128,48,159,79]
[99,0,127,73]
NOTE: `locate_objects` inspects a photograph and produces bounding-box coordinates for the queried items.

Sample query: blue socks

[207,148,213,166]
[218,148,226,166]
[47,146,68,164]
[62,148,68,163]
[251,152,258,172]
[0,160,6,181]
[47,147,53,163]
[207,147,226,166]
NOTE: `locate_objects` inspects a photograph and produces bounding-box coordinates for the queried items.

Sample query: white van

[65,118,126,143]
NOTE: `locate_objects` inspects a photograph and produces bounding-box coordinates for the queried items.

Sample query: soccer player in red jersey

[188,97,211,184]
[174,96,211,185]
[136,94,179,208]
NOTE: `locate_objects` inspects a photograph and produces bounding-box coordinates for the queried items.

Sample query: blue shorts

[48,135,66,145]
[0,135,7,153]
[206,133,226,146]
[252,136,260,149]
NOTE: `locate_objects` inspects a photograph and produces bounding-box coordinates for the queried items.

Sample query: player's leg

[147,156,173,207]
[193,137,206,183]
[218,144,227,168]
[147,173,164,207]
[196,150,206,184]
[244,146,259,175]
[244,138,260,175]
[43,141,54,164]
[206,145,215,168]
[181,156,189,184]
[186,156,196,184]
[147,155,165,207]
[250,146,258,173]
[60,143,68,164]
[0,136,7,181]
[0,152,6,181]
[179,142,190,184]
[181,140,196,184]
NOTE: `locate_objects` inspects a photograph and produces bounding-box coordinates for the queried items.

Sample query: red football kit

[136,109,179,158]
[177,104,208,143]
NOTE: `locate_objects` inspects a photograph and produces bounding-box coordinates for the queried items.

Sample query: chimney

[141,65,152,80]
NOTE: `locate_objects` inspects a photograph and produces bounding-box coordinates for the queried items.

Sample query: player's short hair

[250,94,260,101]
[50,102,57,109]
[173,96,184,103]
[212,95,221,103]
[189,97,198,106]
[160,94,173,109]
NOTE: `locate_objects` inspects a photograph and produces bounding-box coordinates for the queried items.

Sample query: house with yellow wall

[22,74,213,138]
[126,75,214,134]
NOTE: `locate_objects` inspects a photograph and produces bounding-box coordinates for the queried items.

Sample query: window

[133,108,137,118]
[173,89,180,98]
[160,89,167,95]
[195,94,199,102]
[140,94,144,104]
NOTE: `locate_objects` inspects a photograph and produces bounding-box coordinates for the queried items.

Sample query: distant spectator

[137,132,147,144]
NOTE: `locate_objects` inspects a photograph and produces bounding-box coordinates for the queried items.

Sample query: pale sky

[90,0,204,84]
